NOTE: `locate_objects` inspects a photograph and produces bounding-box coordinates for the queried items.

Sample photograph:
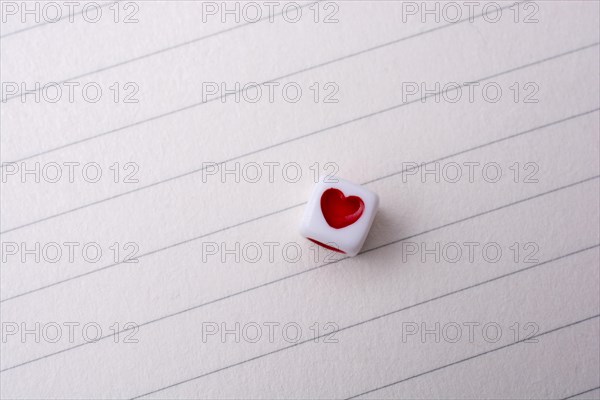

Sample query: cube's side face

[299,178,379,257]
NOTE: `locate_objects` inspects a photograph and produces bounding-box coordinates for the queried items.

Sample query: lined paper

[1,1,599,398]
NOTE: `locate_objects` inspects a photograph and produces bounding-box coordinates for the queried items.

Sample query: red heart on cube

[320,188,365,229]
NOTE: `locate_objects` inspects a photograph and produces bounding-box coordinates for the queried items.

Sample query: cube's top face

[299,177,379,256]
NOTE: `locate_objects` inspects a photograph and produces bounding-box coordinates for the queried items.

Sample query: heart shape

[320,188,365,229]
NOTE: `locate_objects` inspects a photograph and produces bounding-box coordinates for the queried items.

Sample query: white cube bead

[299,177,379,257]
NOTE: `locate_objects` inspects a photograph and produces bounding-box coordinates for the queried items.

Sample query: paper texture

[1,1,599,398]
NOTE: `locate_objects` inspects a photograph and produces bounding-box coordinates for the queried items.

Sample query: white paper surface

[1,1,599,398]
